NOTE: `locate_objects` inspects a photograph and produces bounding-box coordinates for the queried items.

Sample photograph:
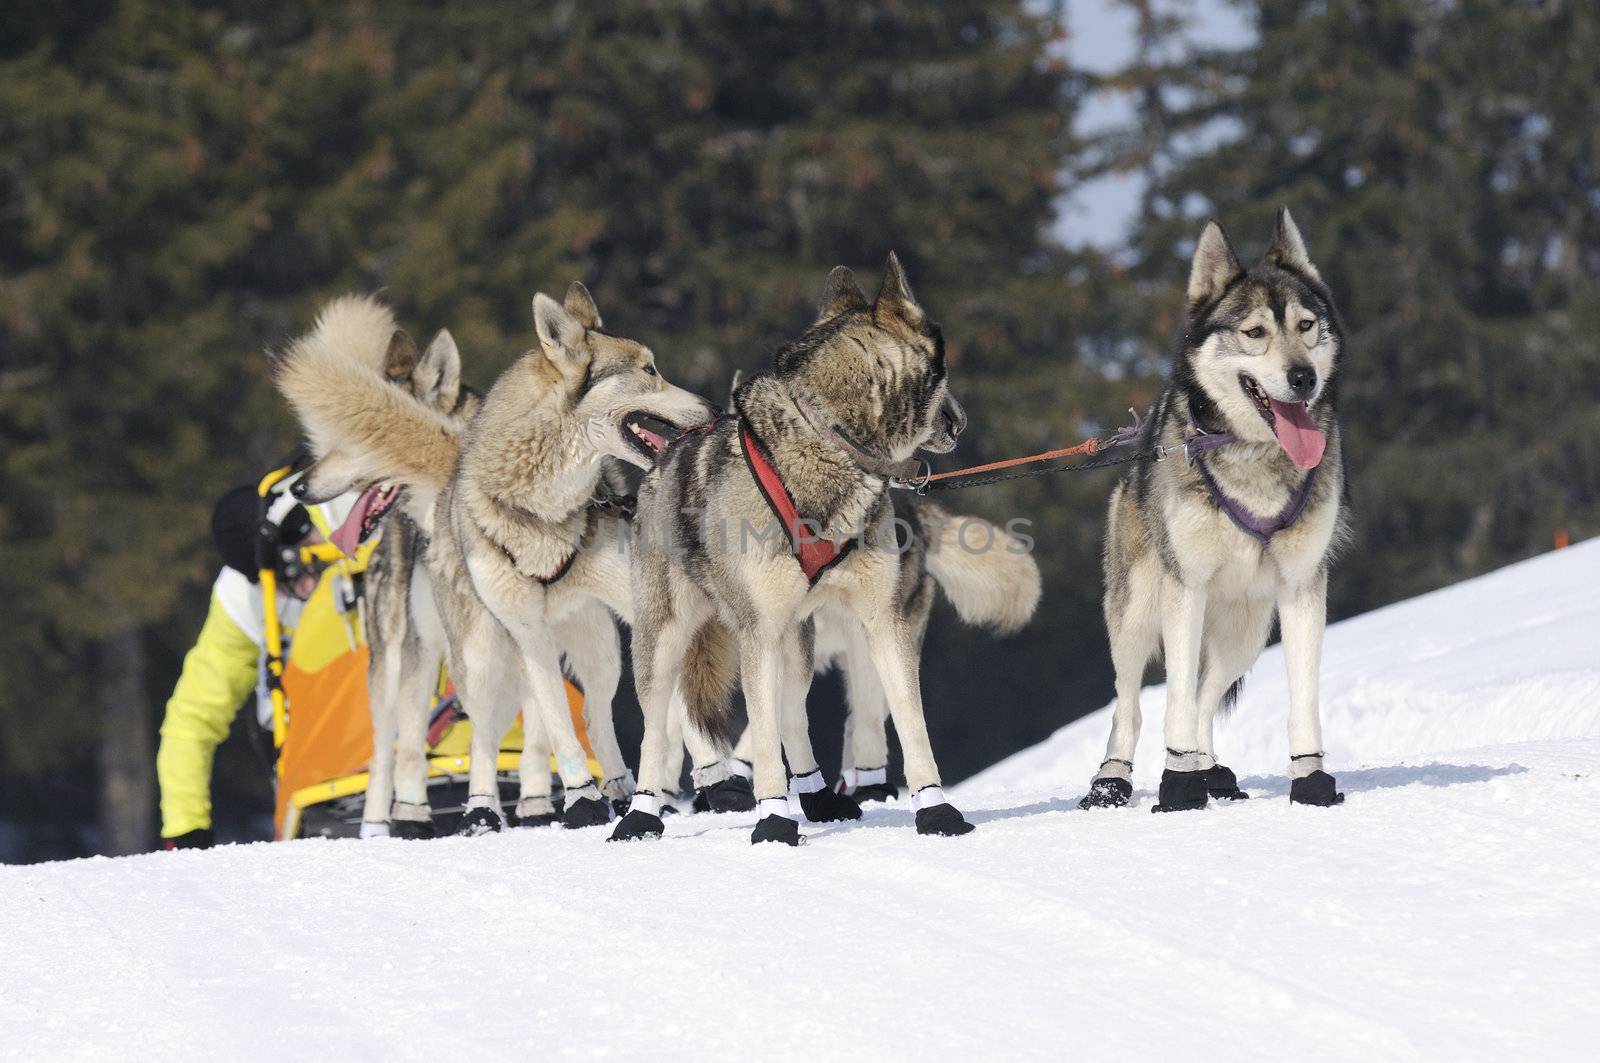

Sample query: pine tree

[0,1,1111,853]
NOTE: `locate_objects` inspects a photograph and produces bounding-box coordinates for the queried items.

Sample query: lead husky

[1081,208,1350,812]
[612,254,977,846]
[277,284,715,831]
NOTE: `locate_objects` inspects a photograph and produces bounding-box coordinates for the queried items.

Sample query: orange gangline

[923,437,1104,482]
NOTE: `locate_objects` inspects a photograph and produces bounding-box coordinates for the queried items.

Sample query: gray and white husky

[277,285,716,832]
[612,254,983,845]
[1081,208,1350,813]
[709,372,1041,808]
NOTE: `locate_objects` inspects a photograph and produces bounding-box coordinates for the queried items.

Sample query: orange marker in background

[1555,527,1570,550]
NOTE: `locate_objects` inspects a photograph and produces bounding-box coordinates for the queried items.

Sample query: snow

[5,543,1600,1060]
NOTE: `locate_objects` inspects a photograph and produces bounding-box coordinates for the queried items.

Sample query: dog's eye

[1242,326,1267,339]
[642,364,658,377]
[1298,318,1316,333]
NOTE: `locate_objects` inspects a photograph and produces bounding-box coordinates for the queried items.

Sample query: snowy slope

[5,545,1600,1061]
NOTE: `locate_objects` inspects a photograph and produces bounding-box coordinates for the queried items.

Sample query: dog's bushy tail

[919,503,1042,635]
[272,294,461,495]
[680,619,741,750]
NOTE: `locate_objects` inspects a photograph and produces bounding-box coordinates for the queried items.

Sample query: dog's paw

[914,803,974,836]
[607,809,665,842]
[750,815,803,846]
[798,787,862,823]
[1290,770,1345,807]
[659,791,683,816]
[561,795,612,829]
[456,806,503,836]
[1078,777,1133,810]
[1152,769,1209,813]
[699,774,757,814]
[391,818,436,840]
[851,782,900,803]
[1203,764,1250,801]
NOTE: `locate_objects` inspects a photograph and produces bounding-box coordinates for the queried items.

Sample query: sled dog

[273,297,481,838]
[1081,208,1350,813]
[277,284,715,832]
[708,372,1041,809]
[613,254,980,846]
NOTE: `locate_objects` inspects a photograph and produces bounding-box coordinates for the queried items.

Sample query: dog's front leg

[555,601,634,812]
[839,619,894,800]
[860,617,972,836]
[782,623,861,824]
[1155,577,1211,812]
[454,618,524,835]
[516,638,611,829]
[360,639,401,838]
[1280,573,1343,806]
[390,652,441,838]
[611,613,697,841]
[514,710,559,828]
[739,624,803,845]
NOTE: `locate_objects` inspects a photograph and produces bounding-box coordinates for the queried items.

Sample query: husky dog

[277,284,715,832]
[705,372,1040,808]
[1081,208,1349,813]
[612,254,977,846]
[348,326,483,838]
[720,493,1041,805]
[275,298,481,839]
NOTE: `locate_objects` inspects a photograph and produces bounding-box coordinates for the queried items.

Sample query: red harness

[739,422,854,584]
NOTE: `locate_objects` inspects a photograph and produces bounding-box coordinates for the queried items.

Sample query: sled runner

[254,464,600,840]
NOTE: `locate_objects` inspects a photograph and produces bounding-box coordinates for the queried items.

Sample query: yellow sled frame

[256,464,599,839]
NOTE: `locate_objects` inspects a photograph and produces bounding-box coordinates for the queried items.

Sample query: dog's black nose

[942,393,967,438]
[289,478,308,499]
[1287,365,1317,399]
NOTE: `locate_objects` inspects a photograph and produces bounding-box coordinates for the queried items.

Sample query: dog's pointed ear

[817,266,869,322]
[1188,220,1244,312]
[533,292,590,375]
[563,281,603,330]
[728,368,744,407]
[1265,206,1322,284]
[414,328,461,410]
[384,329,419,382]
[872,251,925,328]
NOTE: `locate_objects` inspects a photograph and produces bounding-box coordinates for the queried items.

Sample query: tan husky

[277,284,715,832]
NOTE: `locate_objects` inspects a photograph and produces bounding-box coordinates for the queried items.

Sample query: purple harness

[1183,420,1319,545]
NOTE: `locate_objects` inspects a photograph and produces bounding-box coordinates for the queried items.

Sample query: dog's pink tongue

[1268,399,1326,470]
[330,484,384,558]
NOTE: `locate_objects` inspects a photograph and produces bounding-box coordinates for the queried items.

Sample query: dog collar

[1181,414,1237,461]
[739,420,855,584]
[490,535,576,585]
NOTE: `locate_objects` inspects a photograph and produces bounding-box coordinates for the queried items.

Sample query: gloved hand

[162,829,214,851]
